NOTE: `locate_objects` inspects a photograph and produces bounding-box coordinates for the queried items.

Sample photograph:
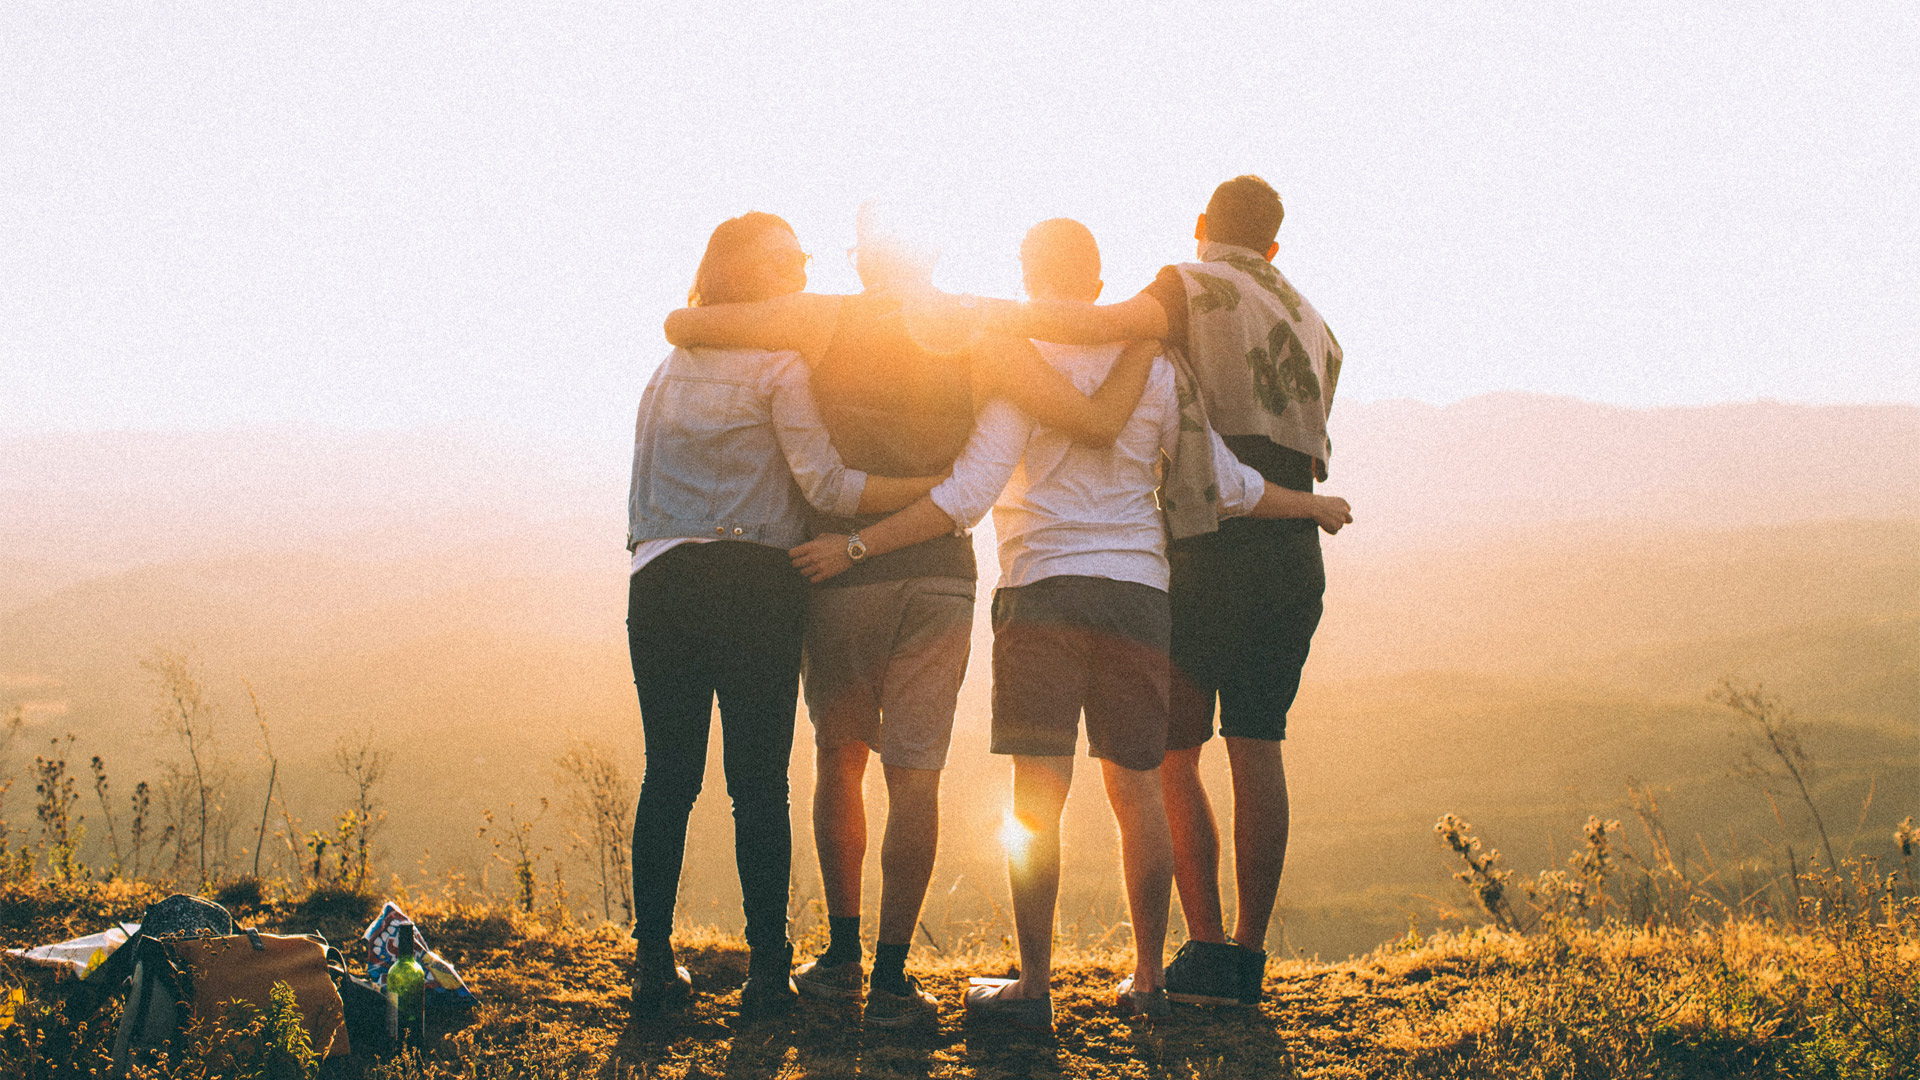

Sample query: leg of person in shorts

[797,574,973,1025]
[1162,525,1325,1006]
[961,576,1175,1028]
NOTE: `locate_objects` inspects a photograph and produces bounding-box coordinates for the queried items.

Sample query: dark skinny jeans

[627,540,806,951]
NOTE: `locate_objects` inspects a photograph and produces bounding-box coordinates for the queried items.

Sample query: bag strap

[128,938,190,1037]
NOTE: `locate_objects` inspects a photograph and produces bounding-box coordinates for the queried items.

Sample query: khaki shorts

[803,575,975,771]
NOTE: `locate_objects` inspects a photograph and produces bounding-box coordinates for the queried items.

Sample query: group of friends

[623,175,1351,1031]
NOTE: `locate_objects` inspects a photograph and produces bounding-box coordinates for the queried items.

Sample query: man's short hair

[1205,175,1284,252]
[1020,218,1101,297]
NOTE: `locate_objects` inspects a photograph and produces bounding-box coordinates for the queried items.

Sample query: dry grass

[6,883,1916,1079]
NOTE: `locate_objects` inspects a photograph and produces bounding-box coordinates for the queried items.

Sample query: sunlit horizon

[6,3,1916,444]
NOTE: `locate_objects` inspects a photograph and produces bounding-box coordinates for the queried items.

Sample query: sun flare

[998,809,1033,864]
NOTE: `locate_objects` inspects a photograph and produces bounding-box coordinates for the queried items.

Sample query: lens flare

[998,809,1033,864]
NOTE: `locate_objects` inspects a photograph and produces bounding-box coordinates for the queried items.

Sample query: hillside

[4,397,1915,586]
[3,519,1912,960]
[2,397,1915,959]
[1327,396,1920,551]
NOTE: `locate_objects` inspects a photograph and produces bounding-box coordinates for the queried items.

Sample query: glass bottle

[384,923,429,1054]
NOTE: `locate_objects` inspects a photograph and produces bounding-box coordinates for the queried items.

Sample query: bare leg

[1224,736,1289,949]
[1161,744,1228,943]
[813,743,870,919]
[1003,755,1073,1000]
[1101,759,1174,990]
[876,763,941,945]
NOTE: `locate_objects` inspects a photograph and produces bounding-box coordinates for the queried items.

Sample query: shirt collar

[1199,240,1268,263]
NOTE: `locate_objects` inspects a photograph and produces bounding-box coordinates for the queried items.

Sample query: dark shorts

[1168,519,1325,748]
[989,575,1171,773]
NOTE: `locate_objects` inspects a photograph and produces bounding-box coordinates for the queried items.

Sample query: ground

[3,882,1915,1079]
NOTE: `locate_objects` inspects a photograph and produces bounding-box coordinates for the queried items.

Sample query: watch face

[847,536,867,561]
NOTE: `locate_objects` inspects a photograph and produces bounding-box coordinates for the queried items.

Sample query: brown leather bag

[169,930,349,1058]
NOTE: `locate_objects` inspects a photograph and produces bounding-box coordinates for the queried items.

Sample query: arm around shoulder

[976,335,1158,447]
[993,292,1169,346]
[663,293,840,360]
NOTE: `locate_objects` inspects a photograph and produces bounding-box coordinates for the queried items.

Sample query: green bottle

[385,923,428,1054]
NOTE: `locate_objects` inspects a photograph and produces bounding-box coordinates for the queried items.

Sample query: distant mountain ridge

[1327,395,1919,550]
[3,396,1915,595]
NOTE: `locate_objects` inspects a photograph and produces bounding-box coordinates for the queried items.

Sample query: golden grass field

[4,875,1917,1080]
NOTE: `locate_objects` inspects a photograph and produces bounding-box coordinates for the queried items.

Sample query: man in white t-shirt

[790,220,1350,1029]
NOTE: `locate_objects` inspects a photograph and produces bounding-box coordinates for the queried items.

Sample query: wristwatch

[845,532,868,562]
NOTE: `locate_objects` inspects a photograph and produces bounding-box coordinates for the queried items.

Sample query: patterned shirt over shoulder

[1137,243,1340,481]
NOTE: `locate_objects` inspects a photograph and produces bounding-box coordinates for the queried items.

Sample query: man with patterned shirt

[991,176,1348,1007]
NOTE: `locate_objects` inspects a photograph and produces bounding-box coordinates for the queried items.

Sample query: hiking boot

[962,979,1052,1033]
[1238,947,1269,1006]
[864,974,938,1028]
[1114,974,1171,1019]
[739,943,798,1020]
[794,956,865,1001]
[630,940,692,1018]
[1164,940,1246,1006]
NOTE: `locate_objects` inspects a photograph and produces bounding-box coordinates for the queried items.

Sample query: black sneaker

[1163,940,1245,1006]
[1238,947,1268,1006]
[630,940,692,1018]
[740,943,798,1020]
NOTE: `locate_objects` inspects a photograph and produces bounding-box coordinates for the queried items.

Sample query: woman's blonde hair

[688,212,799,307]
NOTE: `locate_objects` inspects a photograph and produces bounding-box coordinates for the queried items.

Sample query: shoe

[1114,975,1171,1019]
[794,956,865,1001]
[739,943,798,1020]
[1164,940,1246,1006]
[864,973,939,1028]
[962,979,1052,1033]
[630,940,692,1018]
[1238,947,1268,1006]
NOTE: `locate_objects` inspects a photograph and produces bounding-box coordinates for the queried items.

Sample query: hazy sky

[5,2,1915,440]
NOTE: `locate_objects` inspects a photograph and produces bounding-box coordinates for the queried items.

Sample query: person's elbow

[813,480,862,518]
[927,488,985,534]
[1093,298,1165,344]
[662,309,694,347]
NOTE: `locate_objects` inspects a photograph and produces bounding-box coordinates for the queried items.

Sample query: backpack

[67,894,350,1075]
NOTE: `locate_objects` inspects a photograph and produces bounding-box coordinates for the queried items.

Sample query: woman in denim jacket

[625,213,942,1019]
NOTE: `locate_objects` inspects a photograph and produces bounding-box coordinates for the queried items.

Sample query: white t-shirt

[927,342,1265,592]
[630,537,714,576]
